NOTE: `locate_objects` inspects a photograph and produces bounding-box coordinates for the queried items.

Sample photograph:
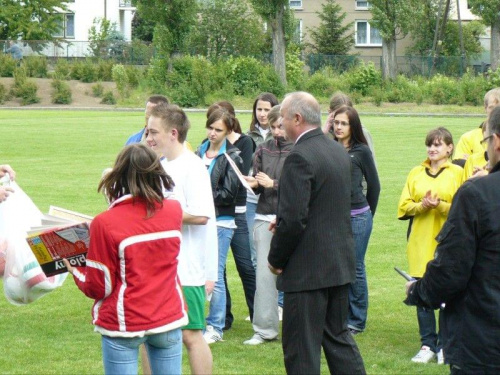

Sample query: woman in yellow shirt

[398,127,463,365]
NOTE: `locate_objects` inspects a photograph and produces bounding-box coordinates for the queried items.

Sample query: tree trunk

[271,6,287,86]
[382,36,397,80]
[491,14,500,72]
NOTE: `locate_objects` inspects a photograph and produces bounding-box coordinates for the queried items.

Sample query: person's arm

[237,136,254,175]
[406,183,479,308]
[183,212,208,225]
[268,152,312,269]
[64,218,117,300]
[397,170,427,220]
[251,145,266,194]
[360,147,380,215]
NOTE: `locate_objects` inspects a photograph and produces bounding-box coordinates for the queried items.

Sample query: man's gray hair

[490,106,500,134]
[283,92,322,126]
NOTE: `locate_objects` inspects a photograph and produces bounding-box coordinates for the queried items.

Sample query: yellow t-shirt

[453,127,486,161]
[398,160,463,277]
[462,151,488,181]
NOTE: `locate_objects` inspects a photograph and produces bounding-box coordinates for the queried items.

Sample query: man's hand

[268,262,283,275]
[255,172,274,189]
[205,281,215,296]
[405,280,416,296]
[268,219,277,234]
[0,186,14,203]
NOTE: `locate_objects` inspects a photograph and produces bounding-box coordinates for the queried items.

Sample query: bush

[460,69,488,106]
[147,57,169,94]
[54,59,72,80]
[51,79,72,104]
[0,54,16,77]
[97,59,114,81]
[425,74,461,105]
[125,66,143,88]
[112,64,129,98]
[305,72,338,98]
[224,56,265,96]
[10,66,28,97]
[0,83,6,103]
[285,48,305,89]
[24,56,48,78]
[80,59,98,82]
[371,87,386,107]
[346,61,382,95]
[100,90,116,105]
[384,75,420,103]
[92,83,105,97]
[18,81,40,105]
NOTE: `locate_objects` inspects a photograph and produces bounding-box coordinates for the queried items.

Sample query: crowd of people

[2,87,500,375]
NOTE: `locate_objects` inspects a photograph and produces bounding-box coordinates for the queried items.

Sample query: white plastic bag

[0,181,67,305]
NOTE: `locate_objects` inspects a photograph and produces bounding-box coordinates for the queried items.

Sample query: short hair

[98,144,174,218]
[207,101,242,133]
[489,106,500,135]
[425,127,454,147]
[267,105,281,127]
[206,107,237,133]
[149,103,190,143]
[147,95,169,106]
[283,92,321,127]
[250,93,279,132]
[333,106,367,147]
[329,91,353,112]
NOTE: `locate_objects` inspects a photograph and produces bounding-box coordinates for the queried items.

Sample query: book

[26,207,93,277]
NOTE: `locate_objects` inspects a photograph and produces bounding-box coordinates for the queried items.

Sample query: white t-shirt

[162,151,218,286]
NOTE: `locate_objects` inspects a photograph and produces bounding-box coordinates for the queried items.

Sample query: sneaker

[203,326,223,344]
[411,346,436,363]
[243,334,266,345]
[245,316,251,321]
[349,328,362,336]
[437,349,445,365]
[278,306,283,321]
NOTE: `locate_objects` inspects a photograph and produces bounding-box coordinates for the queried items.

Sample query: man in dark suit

[268,92,365,374]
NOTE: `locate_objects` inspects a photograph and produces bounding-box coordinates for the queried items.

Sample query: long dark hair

[249,93,279,132]
[99,144,174,218]
[333,106,367,147]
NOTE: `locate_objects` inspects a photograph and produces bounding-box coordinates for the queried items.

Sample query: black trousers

[282,284,366,375]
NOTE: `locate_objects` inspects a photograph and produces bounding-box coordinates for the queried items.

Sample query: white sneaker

[203,326,223,344]
[243,334,266,345]
[245,316,251,321]
[411,346,436,363]
[437,349,445,365]
[278,306,283,321]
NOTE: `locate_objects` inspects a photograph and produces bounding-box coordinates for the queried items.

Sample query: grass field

[0,109,481,374]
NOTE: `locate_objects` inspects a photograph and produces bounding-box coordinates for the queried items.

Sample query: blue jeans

[246,201,258,269]
[417,301,443,353]
[101,329,182,375]
[347,210,373,332]
[225,212,256,326]
[206,226,234,336]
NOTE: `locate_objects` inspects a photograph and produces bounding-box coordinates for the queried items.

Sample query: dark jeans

[224,212,256,328]
[417,304,443,353]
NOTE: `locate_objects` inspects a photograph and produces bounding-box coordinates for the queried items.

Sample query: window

[54,13,75,39]
[356,1,371,10]
[355,21,382,46]
[294,19,303,43]
[289,0,302,9]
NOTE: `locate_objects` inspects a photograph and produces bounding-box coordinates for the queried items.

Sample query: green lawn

[0,109,481,374]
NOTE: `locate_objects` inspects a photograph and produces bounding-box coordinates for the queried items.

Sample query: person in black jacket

[196,108,243,344]
[333,106,380,335]
[405,106,500,374]
[268,92,365,374]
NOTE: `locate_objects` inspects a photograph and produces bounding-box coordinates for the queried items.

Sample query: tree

[369,0,419,80]
[468,0,500,70]
[131,12,154,42]
[132,0,197,58]
[0,0,67,42]
[250,0,289,85]
[189,0,266,60]
[88,18,125,58]
[307,0,354,55]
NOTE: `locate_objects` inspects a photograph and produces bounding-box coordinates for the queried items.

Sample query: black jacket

[252,136,293,215]
[268,128,355,292]
[406,161,500,373]
[196,140,243,219]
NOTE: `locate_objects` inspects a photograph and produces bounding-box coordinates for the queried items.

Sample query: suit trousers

[282,284,366,375]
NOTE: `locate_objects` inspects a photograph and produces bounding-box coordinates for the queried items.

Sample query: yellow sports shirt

[453,127,485,161]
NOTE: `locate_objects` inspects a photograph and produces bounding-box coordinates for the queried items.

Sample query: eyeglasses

[481,133,498,145]
[333,120,349,127]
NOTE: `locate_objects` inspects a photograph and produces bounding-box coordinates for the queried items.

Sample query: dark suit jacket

[268,127,355,293]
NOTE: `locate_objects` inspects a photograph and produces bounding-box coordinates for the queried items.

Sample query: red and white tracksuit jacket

[72,195,188,337]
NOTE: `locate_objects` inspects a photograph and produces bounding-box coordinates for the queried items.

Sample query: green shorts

[182,286,206,330]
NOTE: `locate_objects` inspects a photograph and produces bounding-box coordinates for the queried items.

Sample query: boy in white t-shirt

[146,103,218,375]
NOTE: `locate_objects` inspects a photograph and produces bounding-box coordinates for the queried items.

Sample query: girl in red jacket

[64,144,187,375]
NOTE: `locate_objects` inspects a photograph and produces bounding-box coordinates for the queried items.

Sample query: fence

[1,40,492,77]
